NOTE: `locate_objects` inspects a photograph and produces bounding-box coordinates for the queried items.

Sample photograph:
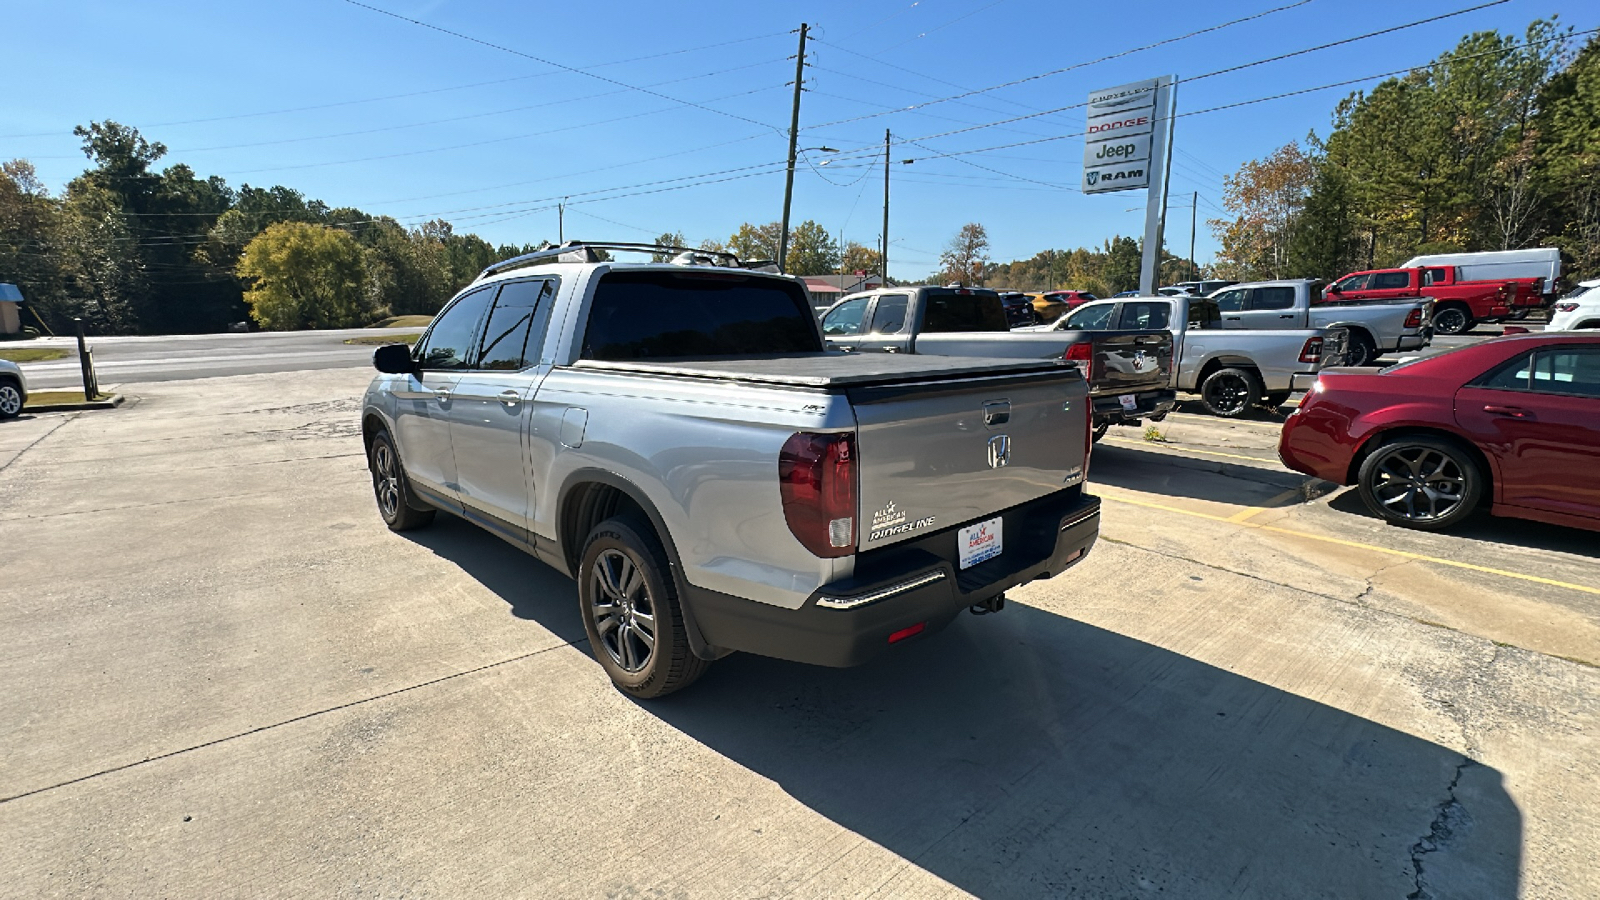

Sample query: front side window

[868,294,910,333]
[1371,271,1412,290]
[416,286,495,370]
[1252,287,1296,310]
[822,296,870,336]
[1332,274,1369,293]
[476,278,557,370]
[1063,303,1116,331]
[1212,289,1248,313]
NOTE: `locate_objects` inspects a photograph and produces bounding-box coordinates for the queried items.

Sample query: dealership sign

[1082,78,1160,193]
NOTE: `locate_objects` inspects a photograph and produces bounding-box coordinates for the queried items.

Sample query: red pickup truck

[1321,266,1543,335]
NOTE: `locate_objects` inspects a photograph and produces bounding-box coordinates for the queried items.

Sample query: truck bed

[572,352,1068,389]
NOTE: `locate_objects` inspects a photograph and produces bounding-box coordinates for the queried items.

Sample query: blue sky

[6,0,1596,279]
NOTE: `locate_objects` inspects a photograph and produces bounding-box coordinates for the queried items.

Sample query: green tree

[1533,32,1600,279]
[1101,236,1142,293]
[238,222,373,330]
[785,220,840,275]
[727,222,782,262]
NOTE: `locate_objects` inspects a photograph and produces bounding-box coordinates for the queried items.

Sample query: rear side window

[1252,287,1296,310]
[476,278,557,370]
[1118,301,1170,329]
[868,294,910,333]
[1372,272,1412,290]
[921,291,1010,332]
[1479,347,1600,397]
[1423,268,1451,286]
[583,271,821,360]
[1188,300,1222,329]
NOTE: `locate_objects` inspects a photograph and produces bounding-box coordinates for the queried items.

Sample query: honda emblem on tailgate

[987,434,1011,469]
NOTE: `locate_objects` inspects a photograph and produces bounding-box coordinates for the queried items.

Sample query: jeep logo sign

[1083,77,1160,194]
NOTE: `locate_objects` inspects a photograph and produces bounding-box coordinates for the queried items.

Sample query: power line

[341,0,785,134]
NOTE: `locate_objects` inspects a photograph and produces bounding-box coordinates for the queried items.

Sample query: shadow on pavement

[1090,442,1311,507]
[1327,488,1600,561]
[409,514,1523,897]
[1172,399,1292,422]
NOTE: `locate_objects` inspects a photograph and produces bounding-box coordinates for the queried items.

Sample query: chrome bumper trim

[817,571,949,610]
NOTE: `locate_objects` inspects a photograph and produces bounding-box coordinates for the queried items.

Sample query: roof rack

[478,240,780,280]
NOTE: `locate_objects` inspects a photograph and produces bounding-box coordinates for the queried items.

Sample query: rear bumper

[1397,332,1429,351]
[684,489,1100,667]
[1091,389,1177,425]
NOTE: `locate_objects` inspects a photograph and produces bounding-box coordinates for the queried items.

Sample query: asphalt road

[1,367,1595,897]
[14,328,418,390]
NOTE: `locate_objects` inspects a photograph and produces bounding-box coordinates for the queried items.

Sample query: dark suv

[995,292,1041,328]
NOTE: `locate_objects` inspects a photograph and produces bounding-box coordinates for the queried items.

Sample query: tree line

[1211,20,1600,285]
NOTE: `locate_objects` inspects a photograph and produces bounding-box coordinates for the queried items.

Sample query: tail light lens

[1555,303,1579,313]
[1063,342,1092,362]
[779,432,856,558]
[1299,337,1324,364]
[1404,308,1423,328]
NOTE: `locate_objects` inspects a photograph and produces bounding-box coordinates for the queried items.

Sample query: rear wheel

[1432,305,1473,336]
[0,380,22,420]
[367,429,435,531]
[1092,422,1109,443]
[1345,332,1378,367]
[1260,391,1291,410]
[1198,367,1262,418]
[1357,436,1482,531]
[578,516,709,698]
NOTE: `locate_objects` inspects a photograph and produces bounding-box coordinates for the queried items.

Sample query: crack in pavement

[1407,757,1478,900]
[0,412,79,475]
[0,639,585,805]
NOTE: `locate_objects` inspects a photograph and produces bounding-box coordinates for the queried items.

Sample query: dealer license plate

[958,516,1003,569]
[1119,393,1138,411]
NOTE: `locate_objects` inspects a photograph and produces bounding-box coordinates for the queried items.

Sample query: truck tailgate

[848,367,1087,551]
[1088,330,1172,395]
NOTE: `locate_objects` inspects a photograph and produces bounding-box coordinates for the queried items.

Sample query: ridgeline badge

[868,500,935,542]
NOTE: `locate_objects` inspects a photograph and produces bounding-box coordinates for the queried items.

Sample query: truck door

[821,294,872,352]
[1234,285,1299,329]
[1212,287,1250,327]
[392,285,498,507]
[854,293,913,353]
[1363,270,1415,302]
[445,277,558,541]
[1455,345,1600,523]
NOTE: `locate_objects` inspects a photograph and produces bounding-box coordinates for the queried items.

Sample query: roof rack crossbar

[478,240,769,280]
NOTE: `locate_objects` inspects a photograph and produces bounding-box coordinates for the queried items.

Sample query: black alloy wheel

[1357,437,1482,531]
[1432,306,1473,336]
[1199,367,1262,418]
[1345,333,1378,367]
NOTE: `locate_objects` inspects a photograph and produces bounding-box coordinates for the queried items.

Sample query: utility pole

[778,23,809,274]
[881,128,891,286]
[558,198,566,243]
[1189,191,1198,282]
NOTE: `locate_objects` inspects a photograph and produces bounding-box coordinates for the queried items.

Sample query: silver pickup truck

[1208,279,1431,366]
[1030,296,1340,418]
[361,243,1100,698]
[821,285,1176,434]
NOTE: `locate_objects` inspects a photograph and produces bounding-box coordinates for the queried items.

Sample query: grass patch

[369,315,433,328]
[25,390,112,407]
[0,347,70,363]
[1143,424,1169,442]
[344,333,420,345]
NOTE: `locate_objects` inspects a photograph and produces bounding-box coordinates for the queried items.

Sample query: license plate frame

[958,516,1003,570]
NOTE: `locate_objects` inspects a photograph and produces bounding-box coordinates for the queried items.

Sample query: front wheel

[368,429,435,531]
[1357,436,1482,531]
[579,517,709,698]
[0,380,22,420]
[1432,305,1473,336]
[1198,367,1262,418]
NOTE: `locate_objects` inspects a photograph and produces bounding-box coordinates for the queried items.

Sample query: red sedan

[1279,333,1600,532]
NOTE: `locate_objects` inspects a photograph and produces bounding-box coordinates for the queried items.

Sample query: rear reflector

[888,622,926,644]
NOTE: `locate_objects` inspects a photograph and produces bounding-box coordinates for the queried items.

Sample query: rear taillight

[1063,342,1092,362]
[1299,337,1324,364]
[1556,303,1579,313]
[1404,308,1423,328]
[779,432,857,558]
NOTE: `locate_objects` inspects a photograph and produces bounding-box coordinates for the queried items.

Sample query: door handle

[499,390,522,405]
[837,345,855,352]
[1277,314,1295,319]
[434,388,451,402]
[1483,405,1530,418]
[882,346,900,352]
[1224,316,1241,321]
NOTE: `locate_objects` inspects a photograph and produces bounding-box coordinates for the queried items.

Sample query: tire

[1092,422,1109,443]
[578,516,709,698]
[367,429,435,531]
[1345,332,1378,367]
[1198,367,1262,418]
[1432,305,1473,336]
[1260,391,1291,410]
[1357,436,1482,531]
[0,379,22,420]
[1507,308,1531,321]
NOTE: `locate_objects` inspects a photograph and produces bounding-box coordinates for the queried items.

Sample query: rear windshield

[921,290,1010,333]
[582,271,822,360]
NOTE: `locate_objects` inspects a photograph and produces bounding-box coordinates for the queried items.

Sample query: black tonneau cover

[572,352,1068,389]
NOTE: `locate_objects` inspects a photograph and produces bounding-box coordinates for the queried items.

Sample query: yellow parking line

[1103,437,1279,465]
[1225,486,1310,523]
[1099,491,1600,597]
[1168,412,1285,430]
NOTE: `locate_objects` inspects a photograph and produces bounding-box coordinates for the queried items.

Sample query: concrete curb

[24,394,126,413]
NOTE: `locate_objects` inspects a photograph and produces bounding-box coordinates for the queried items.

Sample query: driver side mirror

[1327,284,1342,294]
[373,343,418,375]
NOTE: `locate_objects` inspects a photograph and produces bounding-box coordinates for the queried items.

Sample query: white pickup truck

[361,243,1101,697]
[1028,295,1342,418]
[1207,279,1432,366]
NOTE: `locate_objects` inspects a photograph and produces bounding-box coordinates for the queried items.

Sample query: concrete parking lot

[2,368,1596,898]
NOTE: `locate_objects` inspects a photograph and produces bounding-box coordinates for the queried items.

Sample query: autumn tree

[238,222,373,330]
[1209,143,1315,280]
[940,223,990,286]
[840,241,882,277]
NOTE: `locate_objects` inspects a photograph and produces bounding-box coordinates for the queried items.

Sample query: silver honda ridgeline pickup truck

[362,242,1100,697]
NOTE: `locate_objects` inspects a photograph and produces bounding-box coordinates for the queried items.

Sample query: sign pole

[1138,76,1176,296]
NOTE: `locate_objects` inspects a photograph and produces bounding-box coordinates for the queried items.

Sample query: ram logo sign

[1083,77,1159,194]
